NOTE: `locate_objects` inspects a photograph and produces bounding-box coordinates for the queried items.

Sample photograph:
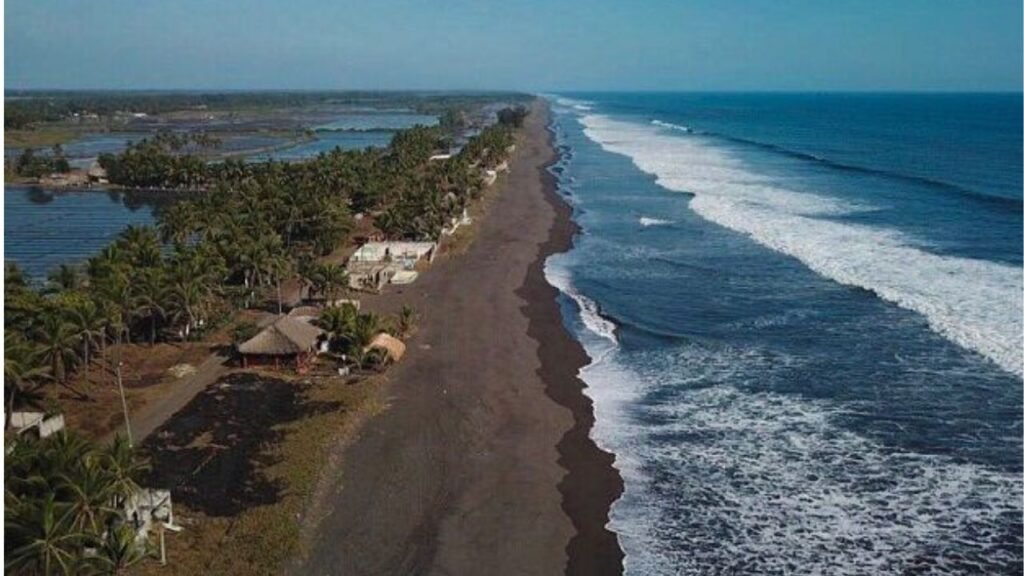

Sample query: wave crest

[580,113,1024,378]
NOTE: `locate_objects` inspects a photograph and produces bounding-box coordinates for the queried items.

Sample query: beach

[297,100,623,575]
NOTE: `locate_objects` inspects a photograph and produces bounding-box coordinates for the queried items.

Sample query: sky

[5,0,1022,91]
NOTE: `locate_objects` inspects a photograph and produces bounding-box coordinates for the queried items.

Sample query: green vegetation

[497,105,529,128]
[4,101,528,574]
[12,146,71,178]
[5,128,78,148]
[5,90,531,129]
[5,433,150,575]
[4,110,522,421]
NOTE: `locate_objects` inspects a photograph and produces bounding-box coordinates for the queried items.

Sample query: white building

[347,242,437,291]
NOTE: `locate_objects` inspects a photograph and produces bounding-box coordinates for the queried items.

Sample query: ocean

[545,93,1023,575]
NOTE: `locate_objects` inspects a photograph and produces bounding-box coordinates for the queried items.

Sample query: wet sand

[298,100,623,575]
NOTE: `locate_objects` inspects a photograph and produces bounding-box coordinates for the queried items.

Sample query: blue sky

[5,0,1022,91]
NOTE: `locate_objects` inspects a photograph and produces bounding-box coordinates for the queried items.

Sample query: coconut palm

[395,305,417,338]
[319,264,349,304]
[102,434,148,499]
[67,299,106,384]
[5,494,90,576]
[348,312,382,369]
[46,265,83,294]
[116,225,162,268]
[4,333,50,427]
[57,458,117,535]
[317,303,359,349]
[89,524,149,575]
[132,268,168,345]
[34,312,81,392]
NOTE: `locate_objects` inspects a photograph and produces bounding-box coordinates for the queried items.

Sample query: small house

[9,412,65,439]
[87,164,109,184]
[347,241,437,291]
[237,315,324,372]
[347,263,396,292]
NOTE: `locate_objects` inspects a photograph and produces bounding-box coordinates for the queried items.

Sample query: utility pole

[115,354,133,447]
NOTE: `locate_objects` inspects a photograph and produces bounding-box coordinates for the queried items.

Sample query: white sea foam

[639,217,672,227]
[651,119,691,133]
[580,114,1024,378]
[582,344,1023,575]
[553,96,594,113]
[544,253,618,347]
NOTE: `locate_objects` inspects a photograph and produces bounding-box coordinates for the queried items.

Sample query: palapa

[238,316,323,356]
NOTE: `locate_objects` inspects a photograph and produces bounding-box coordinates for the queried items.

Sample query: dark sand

[298,100,623,575]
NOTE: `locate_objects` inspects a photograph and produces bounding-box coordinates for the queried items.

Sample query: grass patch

[5,128,79,148]
[133,369,386,575]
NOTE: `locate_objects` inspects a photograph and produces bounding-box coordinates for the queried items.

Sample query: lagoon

[4,185,165,281]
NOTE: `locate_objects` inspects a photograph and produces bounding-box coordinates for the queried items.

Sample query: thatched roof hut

[365,333,406,362]
[87,163,108,183]
[238,316,324,372]
[287,306,321,322]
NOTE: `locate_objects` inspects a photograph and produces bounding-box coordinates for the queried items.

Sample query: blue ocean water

[545,93,1023,575]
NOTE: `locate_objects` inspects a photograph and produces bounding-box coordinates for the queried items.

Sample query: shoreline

[295,99,624,574]
[518,117,626,574]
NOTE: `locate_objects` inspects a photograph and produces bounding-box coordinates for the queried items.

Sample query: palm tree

[5,494,90,576]
[34,312,82,395]
[90,524,149,575]
[57,458,117,535]
[395,305,417,338]
[132,269,168,345]
[116,225,162,269]
[349,312,382,369]
[317,303,359,350]
[4,333,50,427]
[168,277,207,341]
[67,300,106,384]
[91,273,134,347]
[46,264,83,294]
[102,434,148,500]
[319,264,349,304]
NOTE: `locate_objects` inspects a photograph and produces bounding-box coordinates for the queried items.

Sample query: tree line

[4,105,526,574]
[6,433,151,574]
[5,90,531,130]
[10,146,71,178]
[5,109,524,424]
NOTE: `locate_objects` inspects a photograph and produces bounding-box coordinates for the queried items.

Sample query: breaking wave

[639,217,672,227]
[651,119,691,133]
[580,114,1024,378]
[545,253,618,347]
[584,344,1023,575]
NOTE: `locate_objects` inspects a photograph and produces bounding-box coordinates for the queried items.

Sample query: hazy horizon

[6,0,1022,92]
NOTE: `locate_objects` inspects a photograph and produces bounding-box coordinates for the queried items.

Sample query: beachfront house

[237,315,324,372]
[346,241,437,291]
[8,411,65,439]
